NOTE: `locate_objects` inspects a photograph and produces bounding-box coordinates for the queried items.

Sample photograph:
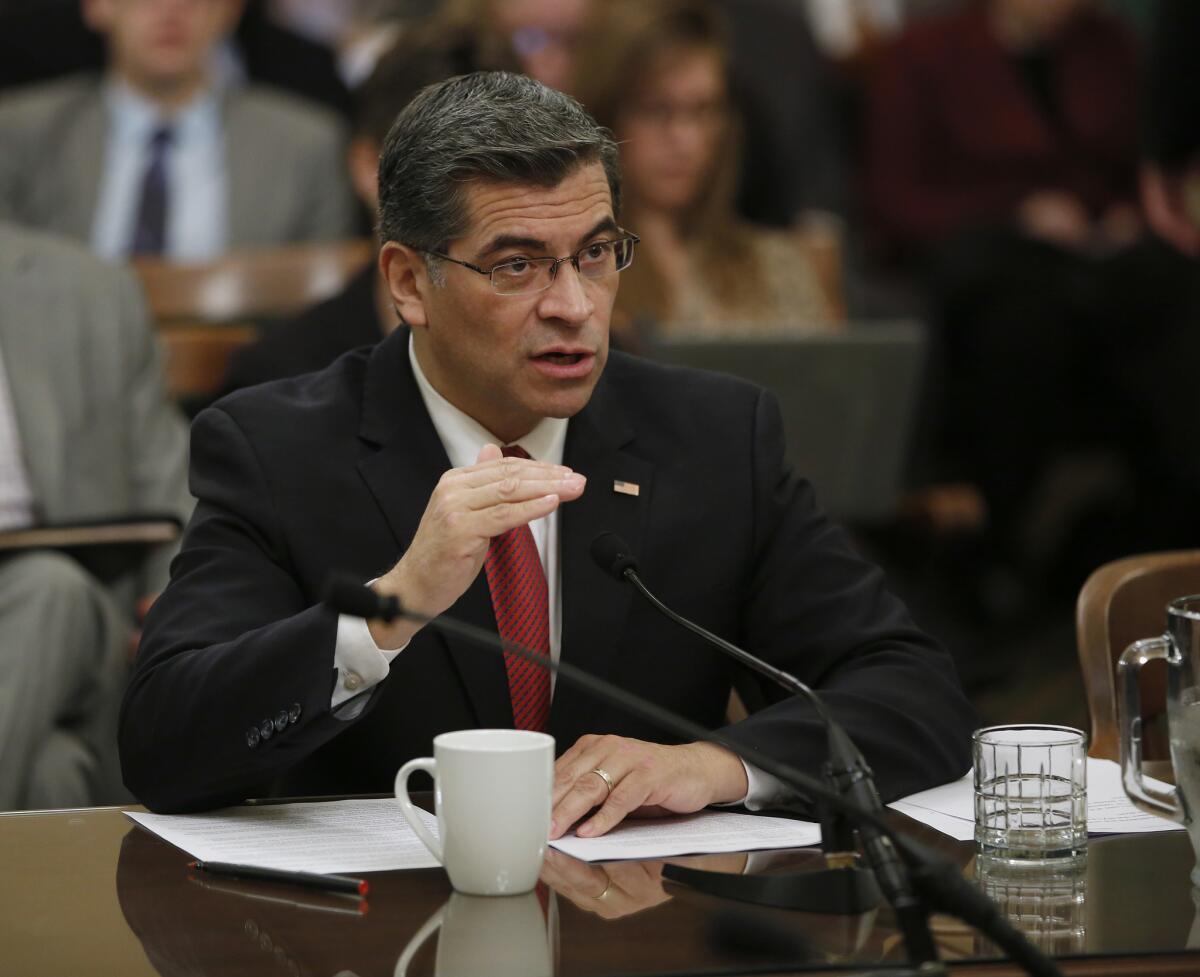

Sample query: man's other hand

[550,735,749,839]
[367,443,584,649]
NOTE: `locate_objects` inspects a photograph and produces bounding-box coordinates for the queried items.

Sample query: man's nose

[537,261,594,325]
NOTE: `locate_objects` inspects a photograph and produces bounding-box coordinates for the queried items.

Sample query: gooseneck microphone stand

[323,574,1063,977]
[588,533,936,964]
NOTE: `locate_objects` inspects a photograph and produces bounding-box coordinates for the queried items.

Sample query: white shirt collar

[407,333,568,469]
[104,76,221,146]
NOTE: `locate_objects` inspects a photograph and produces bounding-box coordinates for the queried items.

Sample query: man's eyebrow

[477,234,547,260]
[476,217,620,261]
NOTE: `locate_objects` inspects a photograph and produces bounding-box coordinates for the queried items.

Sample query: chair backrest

[1076,550,1200,760]
[133,239,374,404]
[158,325,257,403]
[652,321,925,522]
[133,238,374,325]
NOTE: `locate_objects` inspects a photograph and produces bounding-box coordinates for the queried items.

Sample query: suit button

[259,719,274,741]
[246,727,260,749]
[287,703,301,724]
[343,671,362,691]
[274,711,288,733]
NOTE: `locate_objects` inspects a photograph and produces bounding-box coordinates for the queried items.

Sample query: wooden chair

[132,239,374,403]
[1076,550,1200,761]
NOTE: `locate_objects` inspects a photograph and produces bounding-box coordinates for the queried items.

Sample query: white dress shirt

[92,79,228,262]
[329,335,781,808]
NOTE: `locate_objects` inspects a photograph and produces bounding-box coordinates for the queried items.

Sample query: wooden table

[1,801,1197,977]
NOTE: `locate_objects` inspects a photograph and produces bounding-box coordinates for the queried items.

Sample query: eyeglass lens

[490,237,635,294]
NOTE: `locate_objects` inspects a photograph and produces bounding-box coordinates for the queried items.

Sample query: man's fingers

[456,456,575,487]
[576,772,651,838]
[460,472,585,511]
[551,765,617,838]
[481,495,569,537]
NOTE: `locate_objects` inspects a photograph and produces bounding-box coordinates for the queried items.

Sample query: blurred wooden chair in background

[132,239,374,403]
[1076,550,1200,762]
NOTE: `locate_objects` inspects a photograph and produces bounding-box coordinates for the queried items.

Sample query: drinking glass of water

[973,724,1087,863]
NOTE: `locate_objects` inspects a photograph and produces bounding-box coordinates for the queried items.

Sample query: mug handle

[1117,636,1182,820]
[395,757,443,861]
[393,901,446,977]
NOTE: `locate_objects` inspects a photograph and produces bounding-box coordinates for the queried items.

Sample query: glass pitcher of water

[1117,594,1200,881]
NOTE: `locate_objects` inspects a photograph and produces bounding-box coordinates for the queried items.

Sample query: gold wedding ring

[590,766,615,796]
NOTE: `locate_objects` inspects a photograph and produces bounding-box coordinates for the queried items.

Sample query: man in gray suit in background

[0,0,356,262]
[0,222,192,809]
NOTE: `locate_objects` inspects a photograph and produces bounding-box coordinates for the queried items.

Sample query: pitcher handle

[1117,636,1182,820]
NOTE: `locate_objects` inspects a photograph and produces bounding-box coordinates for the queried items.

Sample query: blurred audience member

[479,0,591,92]
[220,24,514,394]
[0,0,356,263]
[0,223,192,810]
[442,0,841,229]
[226,0,352,115]
[864,0,1200,586]
[712,0,845,227]
[573,0,836,342]
[1141,0,1200,257]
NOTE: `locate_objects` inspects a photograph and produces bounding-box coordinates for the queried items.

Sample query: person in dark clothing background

[864,0,1200,597]
[220,24,514,395]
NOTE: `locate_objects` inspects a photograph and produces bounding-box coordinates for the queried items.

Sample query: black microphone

[323,573,402,622]
[322,573,1061,977]
[589,532,937,966]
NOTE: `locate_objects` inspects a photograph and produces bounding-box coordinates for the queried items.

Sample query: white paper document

[129,802,819,873]
[127,798,443,874]
[549,810,821,862]
[888,757,1185,841]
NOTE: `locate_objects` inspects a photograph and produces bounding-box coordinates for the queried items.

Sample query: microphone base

[662,858,881,914]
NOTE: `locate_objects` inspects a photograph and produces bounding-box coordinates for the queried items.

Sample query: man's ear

[379,242,430,328]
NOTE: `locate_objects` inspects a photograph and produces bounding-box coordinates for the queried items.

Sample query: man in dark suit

[120,71,975,830]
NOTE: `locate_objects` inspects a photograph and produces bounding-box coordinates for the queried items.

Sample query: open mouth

[535,352,587,365]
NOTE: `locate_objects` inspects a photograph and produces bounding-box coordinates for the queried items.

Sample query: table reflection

[974,853,1088,956]
[114,814,1200,977]
[115,823,906,976]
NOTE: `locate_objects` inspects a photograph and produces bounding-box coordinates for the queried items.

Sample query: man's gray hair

[377,71,621,270]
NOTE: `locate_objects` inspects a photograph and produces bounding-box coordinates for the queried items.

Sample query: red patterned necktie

[484,445,551,731]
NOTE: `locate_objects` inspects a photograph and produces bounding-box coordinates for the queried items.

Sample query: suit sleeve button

[287,703,301,724]
[246,727,260,749]
[259,719,274,741]
[274,711,288,733]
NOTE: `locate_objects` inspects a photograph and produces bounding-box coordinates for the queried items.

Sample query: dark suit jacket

[120,327,975,813]
[220,263,383,395]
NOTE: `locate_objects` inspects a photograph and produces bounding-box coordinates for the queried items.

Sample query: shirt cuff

[330,613,405,714]
[713,759,791,811]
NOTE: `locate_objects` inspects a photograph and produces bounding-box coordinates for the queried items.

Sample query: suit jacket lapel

[355,329,512,729]
[552,366,653,739]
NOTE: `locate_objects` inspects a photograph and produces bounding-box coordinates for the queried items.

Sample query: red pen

[188,860,369,896]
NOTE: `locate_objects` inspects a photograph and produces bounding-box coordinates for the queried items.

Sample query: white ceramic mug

[394,728,554,895]
[393,891,553,977]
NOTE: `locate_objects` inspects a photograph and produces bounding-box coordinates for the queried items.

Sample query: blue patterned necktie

[128,126,173,256]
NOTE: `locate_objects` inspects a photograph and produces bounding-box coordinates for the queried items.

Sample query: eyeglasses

[421,234,640,296]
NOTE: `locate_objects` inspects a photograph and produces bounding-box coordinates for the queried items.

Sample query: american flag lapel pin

[613,479,640,497]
